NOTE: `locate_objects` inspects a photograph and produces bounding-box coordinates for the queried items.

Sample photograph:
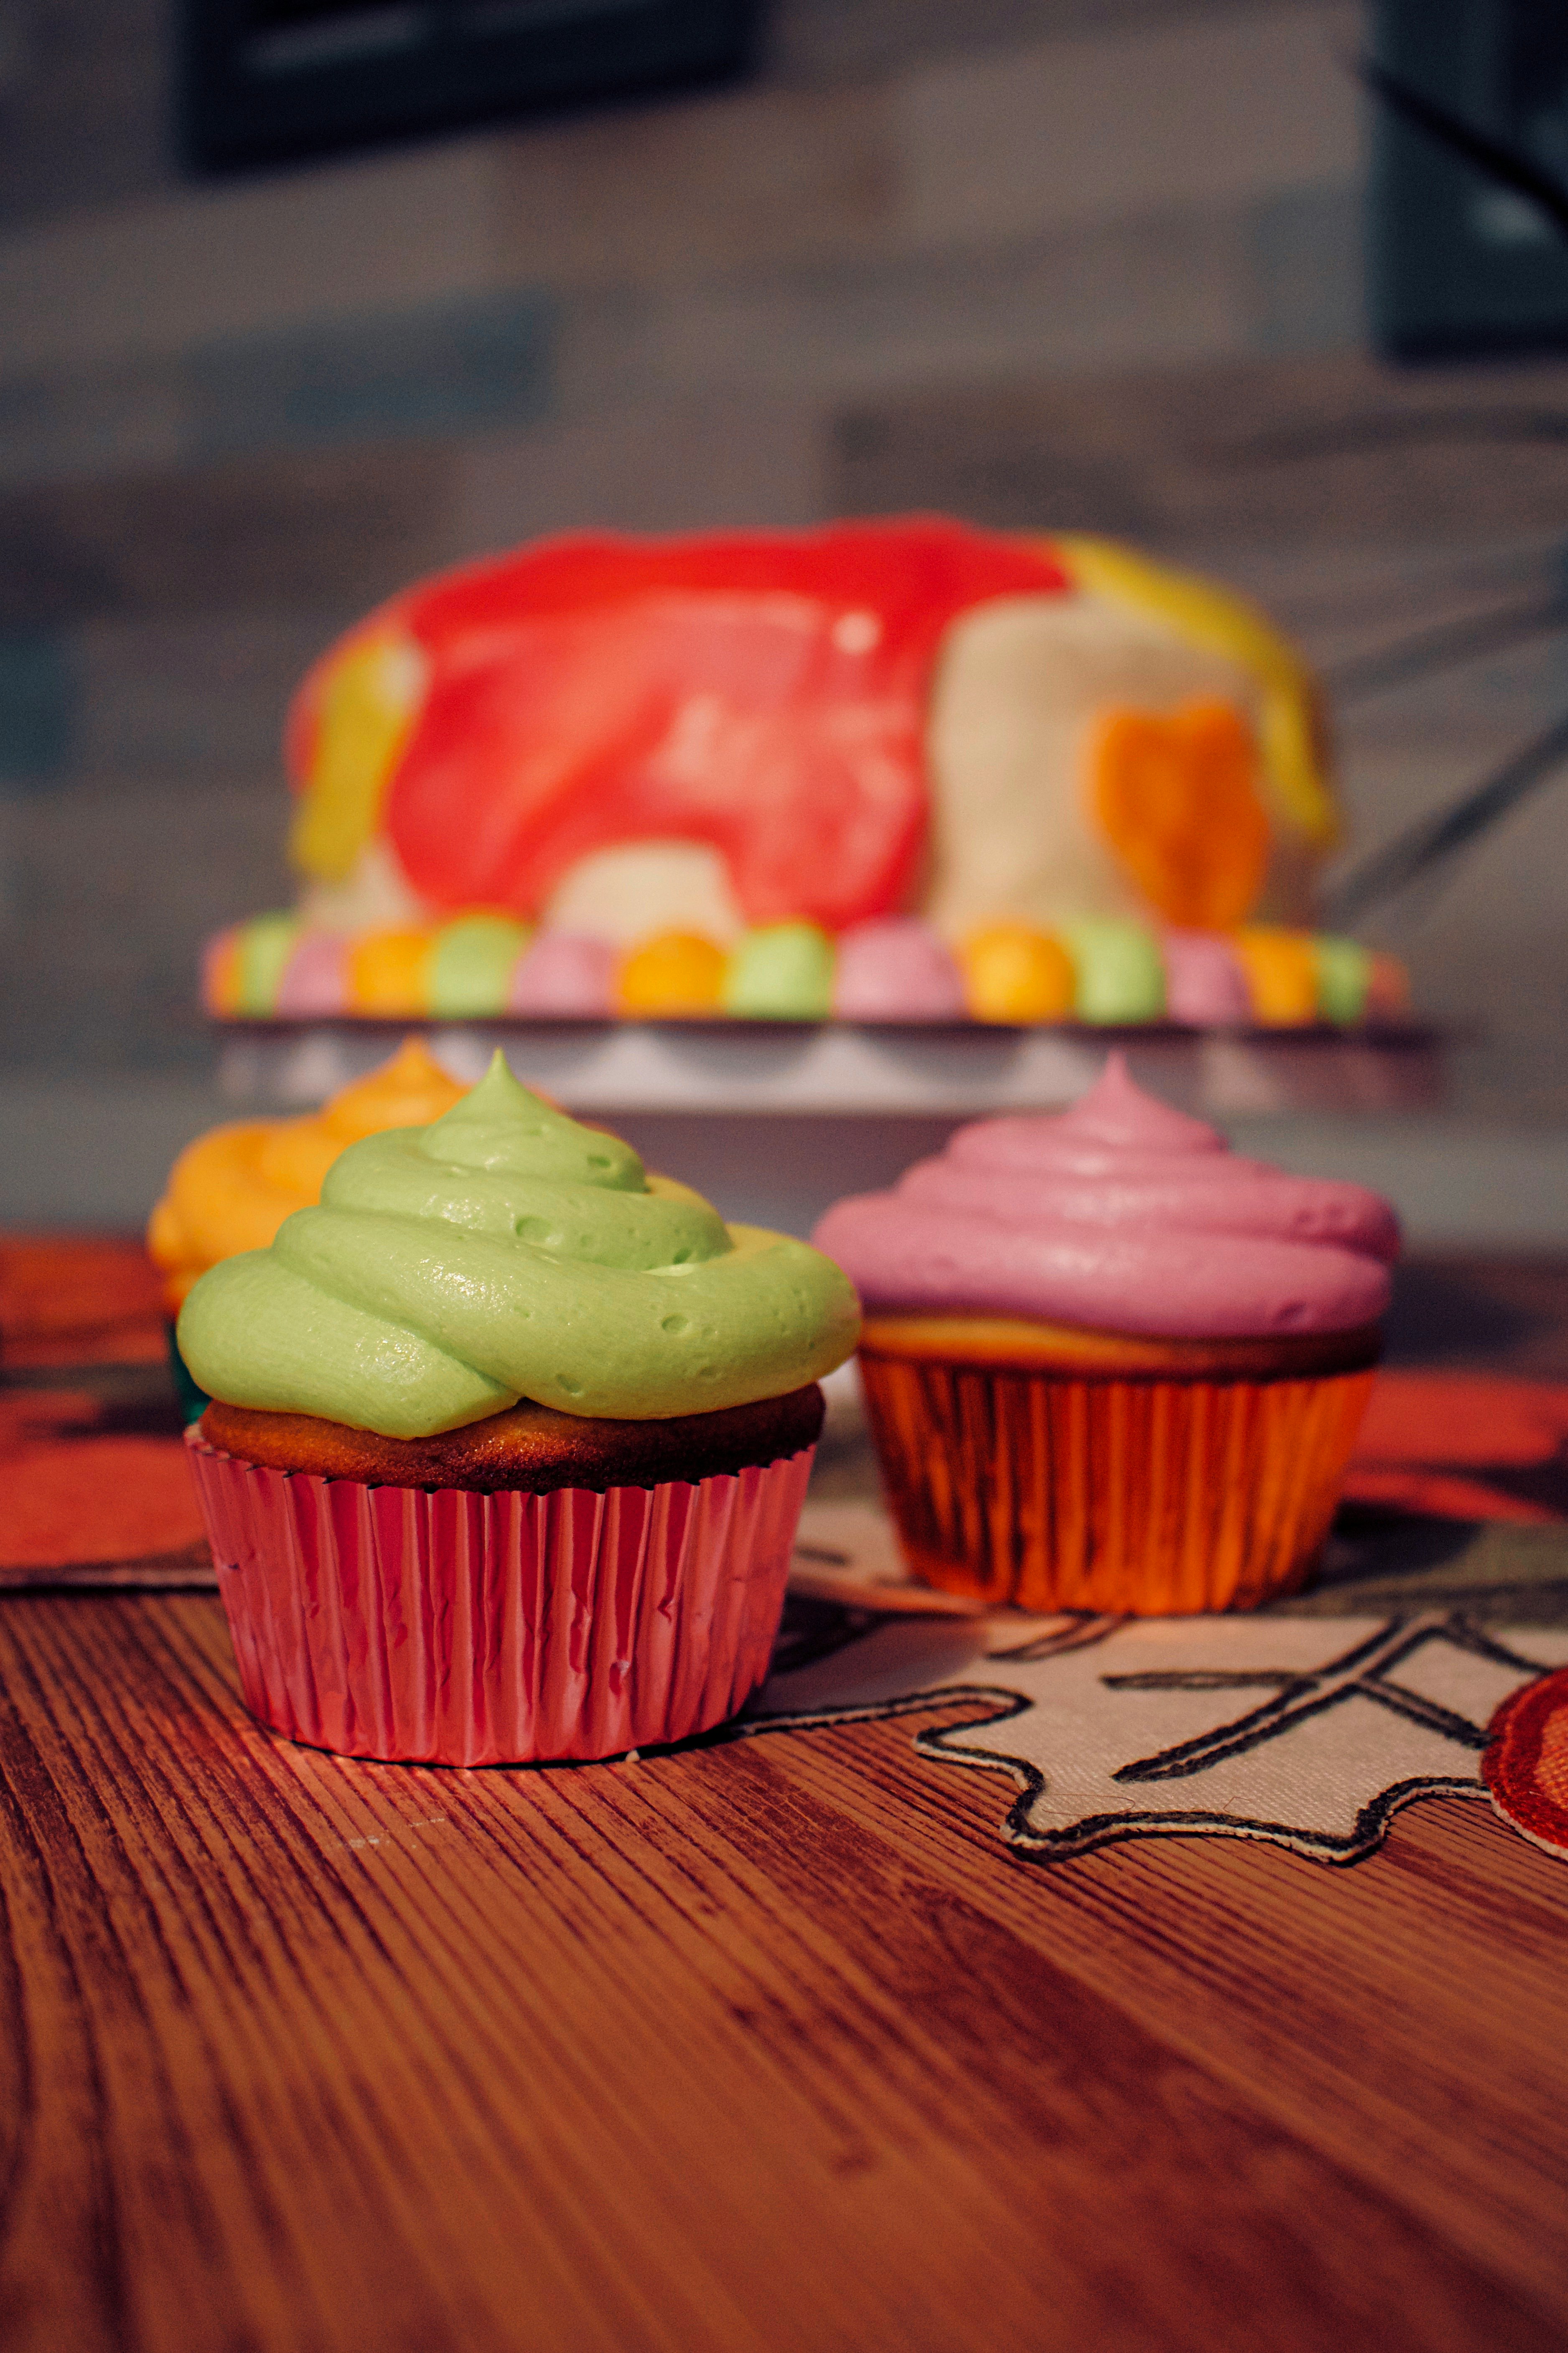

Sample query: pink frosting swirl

[812,1055,1398,1338]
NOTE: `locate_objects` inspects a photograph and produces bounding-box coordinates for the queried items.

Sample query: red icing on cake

[287,520,1069,934]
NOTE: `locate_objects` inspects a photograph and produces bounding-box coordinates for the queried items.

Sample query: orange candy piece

[1234,926,1320,1025]
[616,931,728,1016]
[202,930,244,1017]
[958,925,1075,1023]
[346,928,435,1015]
[1092,698,1270,930]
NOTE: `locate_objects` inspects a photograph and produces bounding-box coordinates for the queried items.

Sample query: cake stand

[214,1017,1444,1240]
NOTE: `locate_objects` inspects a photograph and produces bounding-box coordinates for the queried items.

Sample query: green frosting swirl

[178,1056,860,1438]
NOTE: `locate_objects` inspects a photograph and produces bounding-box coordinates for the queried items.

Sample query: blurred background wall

[0,0,1565,1234]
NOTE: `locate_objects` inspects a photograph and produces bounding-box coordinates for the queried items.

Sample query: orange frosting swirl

[147,1040,466,1311]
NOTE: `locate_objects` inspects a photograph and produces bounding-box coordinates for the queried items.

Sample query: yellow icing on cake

[1048,534,1336,848]
[290,630,428,884]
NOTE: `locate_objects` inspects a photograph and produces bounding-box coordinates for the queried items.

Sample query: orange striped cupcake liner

[857,1345,1375,1616]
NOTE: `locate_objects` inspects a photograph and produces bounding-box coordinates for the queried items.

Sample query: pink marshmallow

[508,930,616,1016]
[275,931,349,1017]
[1161,929,1251,1027]
[832,918,966,1021]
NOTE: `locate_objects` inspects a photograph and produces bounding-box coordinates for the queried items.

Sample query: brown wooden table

[3,1249,1568,2353]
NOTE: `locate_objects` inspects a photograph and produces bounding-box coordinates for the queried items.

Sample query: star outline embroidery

[1105,1614,1541,1786]
[734,1607,1560,1866]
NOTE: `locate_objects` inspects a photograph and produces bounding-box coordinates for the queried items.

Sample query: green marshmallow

[235,913,300,1016]
[1064,920,1166,1024]
[723,923,835,1019]
[428,913,532,1017]
[1313,935,1371,1027]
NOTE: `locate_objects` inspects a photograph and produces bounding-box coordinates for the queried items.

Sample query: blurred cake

[203,517,1405,1029]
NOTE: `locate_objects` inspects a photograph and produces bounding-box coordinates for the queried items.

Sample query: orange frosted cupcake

[148,1038,466,1314]
[812,1055,1398,1614]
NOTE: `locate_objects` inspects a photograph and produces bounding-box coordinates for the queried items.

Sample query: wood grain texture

[1,1592,1566,2353]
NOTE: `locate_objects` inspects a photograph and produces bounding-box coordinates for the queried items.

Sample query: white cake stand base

[213,1019,1444,1239]
[216,1016,1443,1120]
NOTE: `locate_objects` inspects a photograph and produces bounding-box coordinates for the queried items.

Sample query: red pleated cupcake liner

[186,1431,814,1764]
[857,1354,1375,1614]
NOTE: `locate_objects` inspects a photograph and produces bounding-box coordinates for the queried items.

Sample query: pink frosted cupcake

[813,1055,1398,1615]
[178,1056,858,1762]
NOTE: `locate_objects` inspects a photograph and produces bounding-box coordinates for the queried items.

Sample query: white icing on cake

[542,841,748,946]
[924,591,1285,940]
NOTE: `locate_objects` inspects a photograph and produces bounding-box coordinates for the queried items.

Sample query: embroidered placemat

[745,1586,1568,1864]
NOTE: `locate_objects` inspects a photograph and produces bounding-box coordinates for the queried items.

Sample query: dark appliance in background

[1371,0,1568,358]
[181,0,759,172]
